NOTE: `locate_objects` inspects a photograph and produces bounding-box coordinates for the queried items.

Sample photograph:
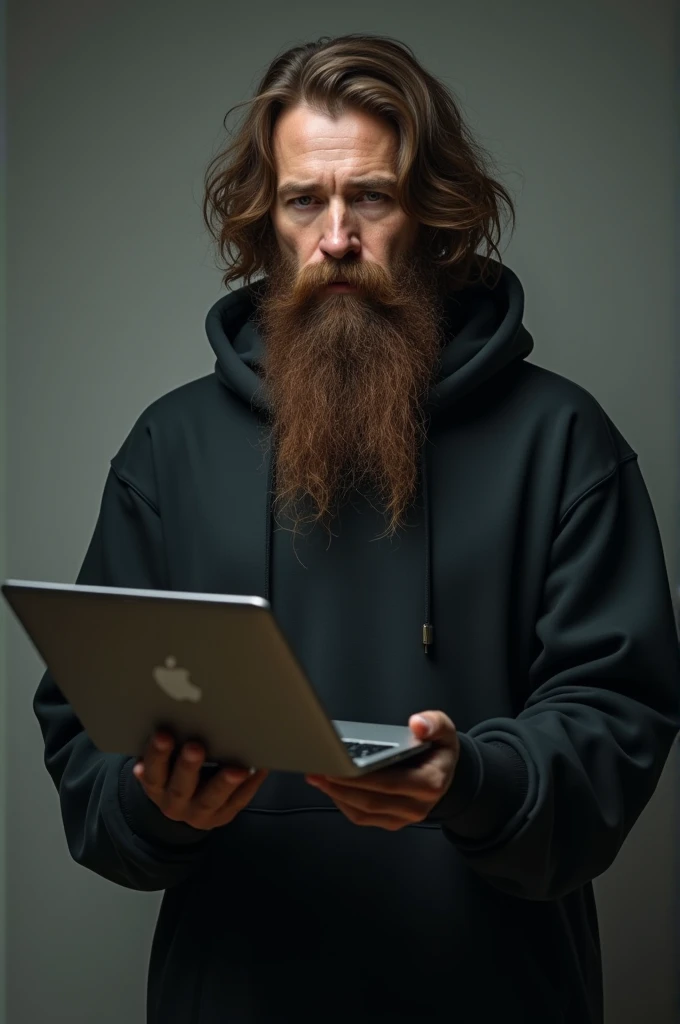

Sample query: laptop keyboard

[342,739,396,760]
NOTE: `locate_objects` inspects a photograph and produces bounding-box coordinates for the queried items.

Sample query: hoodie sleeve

[434,451,680,901]
[32,415,214,892]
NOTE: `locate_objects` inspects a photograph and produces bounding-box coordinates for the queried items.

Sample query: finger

[195,767,268,813]
[161,741,206,812]
[215,768,269,814]
[191,770,270,829]
[139,730,176,790]
[313,759,446,799]
[318,781,426,821]
[410,710,456,742]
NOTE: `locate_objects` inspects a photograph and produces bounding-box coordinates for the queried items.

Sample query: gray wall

[5,1,678,1021]
[1,2,6,1019]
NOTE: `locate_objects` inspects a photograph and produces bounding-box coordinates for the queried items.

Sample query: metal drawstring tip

[422,623,434,654]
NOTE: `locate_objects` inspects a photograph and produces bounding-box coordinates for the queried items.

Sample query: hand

[305,711,460,831]
[133,729,269,831]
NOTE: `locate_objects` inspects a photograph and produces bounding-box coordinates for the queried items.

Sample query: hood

[204,258,534,656]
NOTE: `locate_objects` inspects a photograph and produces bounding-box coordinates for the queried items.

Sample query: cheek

[368,217,416,265]
[272,218,311,263]
[391,215,419,254]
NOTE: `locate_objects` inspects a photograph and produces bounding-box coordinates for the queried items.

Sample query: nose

[318,201,360,261]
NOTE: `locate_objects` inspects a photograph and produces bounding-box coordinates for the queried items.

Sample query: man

[33,33,680,1024]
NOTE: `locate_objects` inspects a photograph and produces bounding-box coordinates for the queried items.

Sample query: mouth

[325,281,356,291]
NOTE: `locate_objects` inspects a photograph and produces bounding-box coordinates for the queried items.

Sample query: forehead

[272,104,399,180]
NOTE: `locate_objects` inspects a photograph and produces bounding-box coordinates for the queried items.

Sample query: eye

[290,195,316,209]
[289,191,390,210]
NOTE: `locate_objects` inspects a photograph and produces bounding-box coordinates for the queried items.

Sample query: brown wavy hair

[202,33,516,291]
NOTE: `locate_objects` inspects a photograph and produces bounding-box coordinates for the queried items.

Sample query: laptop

[2,580,432,777]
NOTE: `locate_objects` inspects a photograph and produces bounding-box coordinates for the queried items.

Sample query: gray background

[3,0,679,1021]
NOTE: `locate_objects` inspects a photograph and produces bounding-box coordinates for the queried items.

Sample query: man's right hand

[132,730,269,831]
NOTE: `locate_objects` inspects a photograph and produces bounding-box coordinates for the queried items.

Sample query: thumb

[409,712,437,738]
[409,711,457,742]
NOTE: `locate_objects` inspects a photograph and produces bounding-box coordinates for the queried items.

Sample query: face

[255,104,446,539]
[269,104,419,282]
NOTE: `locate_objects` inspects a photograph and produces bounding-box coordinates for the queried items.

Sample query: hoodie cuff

[118,757,213,848]
[427,732,529,841]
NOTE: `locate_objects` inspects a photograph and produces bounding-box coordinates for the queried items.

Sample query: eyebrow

[276,176,398,200]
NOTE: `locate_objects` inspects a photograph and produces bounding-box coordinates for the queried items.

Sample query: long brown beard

[253,241,446,540]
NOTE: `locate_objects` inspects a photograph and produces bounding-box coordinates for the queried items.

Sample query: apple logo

[153,655,202,703]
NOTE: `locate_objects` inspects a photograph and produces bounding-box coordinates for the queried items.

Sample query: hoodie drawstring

[263,434,434,656]
[420,442,434,655]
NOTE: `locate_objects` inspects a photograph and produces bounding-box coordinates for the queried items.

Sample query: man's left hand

[305,711,460,831]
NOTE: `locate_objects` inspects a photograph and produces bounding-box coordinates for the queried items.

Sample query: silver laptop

[2,580,432,777]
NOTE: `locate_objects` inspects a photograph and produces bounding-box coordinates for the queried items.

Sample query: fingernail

[414,716,432,736]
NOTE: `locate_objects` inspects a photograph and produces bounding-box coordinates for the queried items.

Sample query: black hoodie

[33,260,680,1024]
